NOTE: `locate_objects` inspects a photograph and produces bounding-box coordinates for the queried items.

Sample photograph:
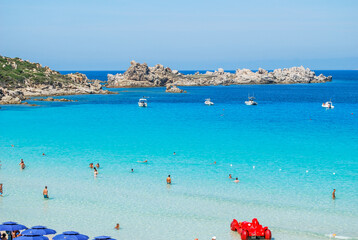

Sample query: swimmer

[114,223,120,230]
[166,175,171,184]
[42,153,46,156]
[94,167,98,176]
[332,189,336,200]
[0,183,3,197]
[138,159,148,163]
[43,186,49,199]
[131,169,134,173]
[11,144,14,147]
[234,178,239,183]
[96,163,100,168]
[19,159,25,169]
[213,161,216,164]
[89,163,94,168]
[229,174,232,179]
[173,152,176,155]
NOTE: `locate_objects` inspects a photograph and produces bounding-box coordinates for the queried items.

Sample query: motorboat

[204,98,214,105]
[245,96,257,105]
[138,98,148,107]
[322,101,334,109]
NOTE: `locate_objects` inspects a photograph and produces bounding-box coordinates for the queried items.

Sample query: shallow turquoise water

[0,71,357,240]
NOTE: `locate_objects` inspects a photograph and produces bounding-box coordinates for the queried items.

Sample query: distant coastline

[106,61,332,89]
[0,55,114,105]
[1,56,332,105]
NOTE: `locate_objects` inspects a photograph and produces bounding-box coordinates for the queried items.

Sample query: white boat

[138,98,148,107]
[245,96,257,105]
[204,98,214,105]
[322,101,334,109]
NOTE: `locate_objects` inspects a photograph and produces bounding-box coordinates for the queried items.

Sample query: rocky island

[107,61,332,88]
[0,55,112,105]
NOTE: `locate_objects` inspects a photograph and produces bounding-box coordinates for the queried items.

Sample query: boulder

[165,85,184,93]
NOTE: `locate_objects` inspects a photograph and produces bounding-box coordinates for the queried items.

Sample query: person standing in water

[19,159,25,169]
[94,167,98,176]
[166,175,171,184]
[0,183,3,197]
[332,189,336,200]
[43,186,49,199]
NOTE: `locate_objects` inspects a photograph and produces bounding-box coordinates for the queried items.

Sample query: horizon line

[58,69,358,72]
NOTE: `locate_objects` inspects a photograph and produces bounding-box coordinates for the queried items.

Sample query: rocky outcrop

[0,55,115,105]
[0,87,25,104]
[165,85,185,93]
[107,62,332,88]
[32,97,77,102]
[107,60,178,88]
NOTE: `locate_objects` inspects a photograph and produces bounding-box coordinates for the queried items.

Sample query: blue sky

[0,0,357,70]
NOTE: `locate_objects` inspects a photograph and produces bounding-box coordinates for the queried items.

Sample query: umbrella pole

[6,231,12,240]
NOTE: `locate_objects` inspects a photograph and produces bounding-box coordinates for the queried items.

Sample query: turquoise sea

[0,70,357,240]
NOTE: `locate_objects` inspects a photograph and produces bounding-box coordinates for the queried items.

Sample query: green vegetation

[0,55,73,89]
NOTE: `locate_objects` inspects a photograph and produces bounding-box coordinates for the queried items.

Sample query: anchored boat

[245,96,258,105]
[204,98,214,105]
[138,98,148,107]
[322,101,334,109]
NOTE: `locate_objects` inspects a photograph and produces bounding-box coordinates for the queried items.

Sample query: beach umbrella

[0,222,27,231]
[93,236,116,240]
[15,233,49,240]
[22,226,56,236]
[53,231,89,240]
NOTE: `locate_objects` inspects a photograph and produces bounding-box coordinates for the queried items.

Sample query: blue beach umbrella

[15,233,49,240]
[53,231,89,240]
[93,236,116,240]
[0,222,28,240]
[0,222,27,231]
[22,226,56,236]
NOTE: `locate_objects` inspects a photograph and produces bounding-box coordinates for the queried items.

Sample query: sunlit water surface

[0,70,357,240]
